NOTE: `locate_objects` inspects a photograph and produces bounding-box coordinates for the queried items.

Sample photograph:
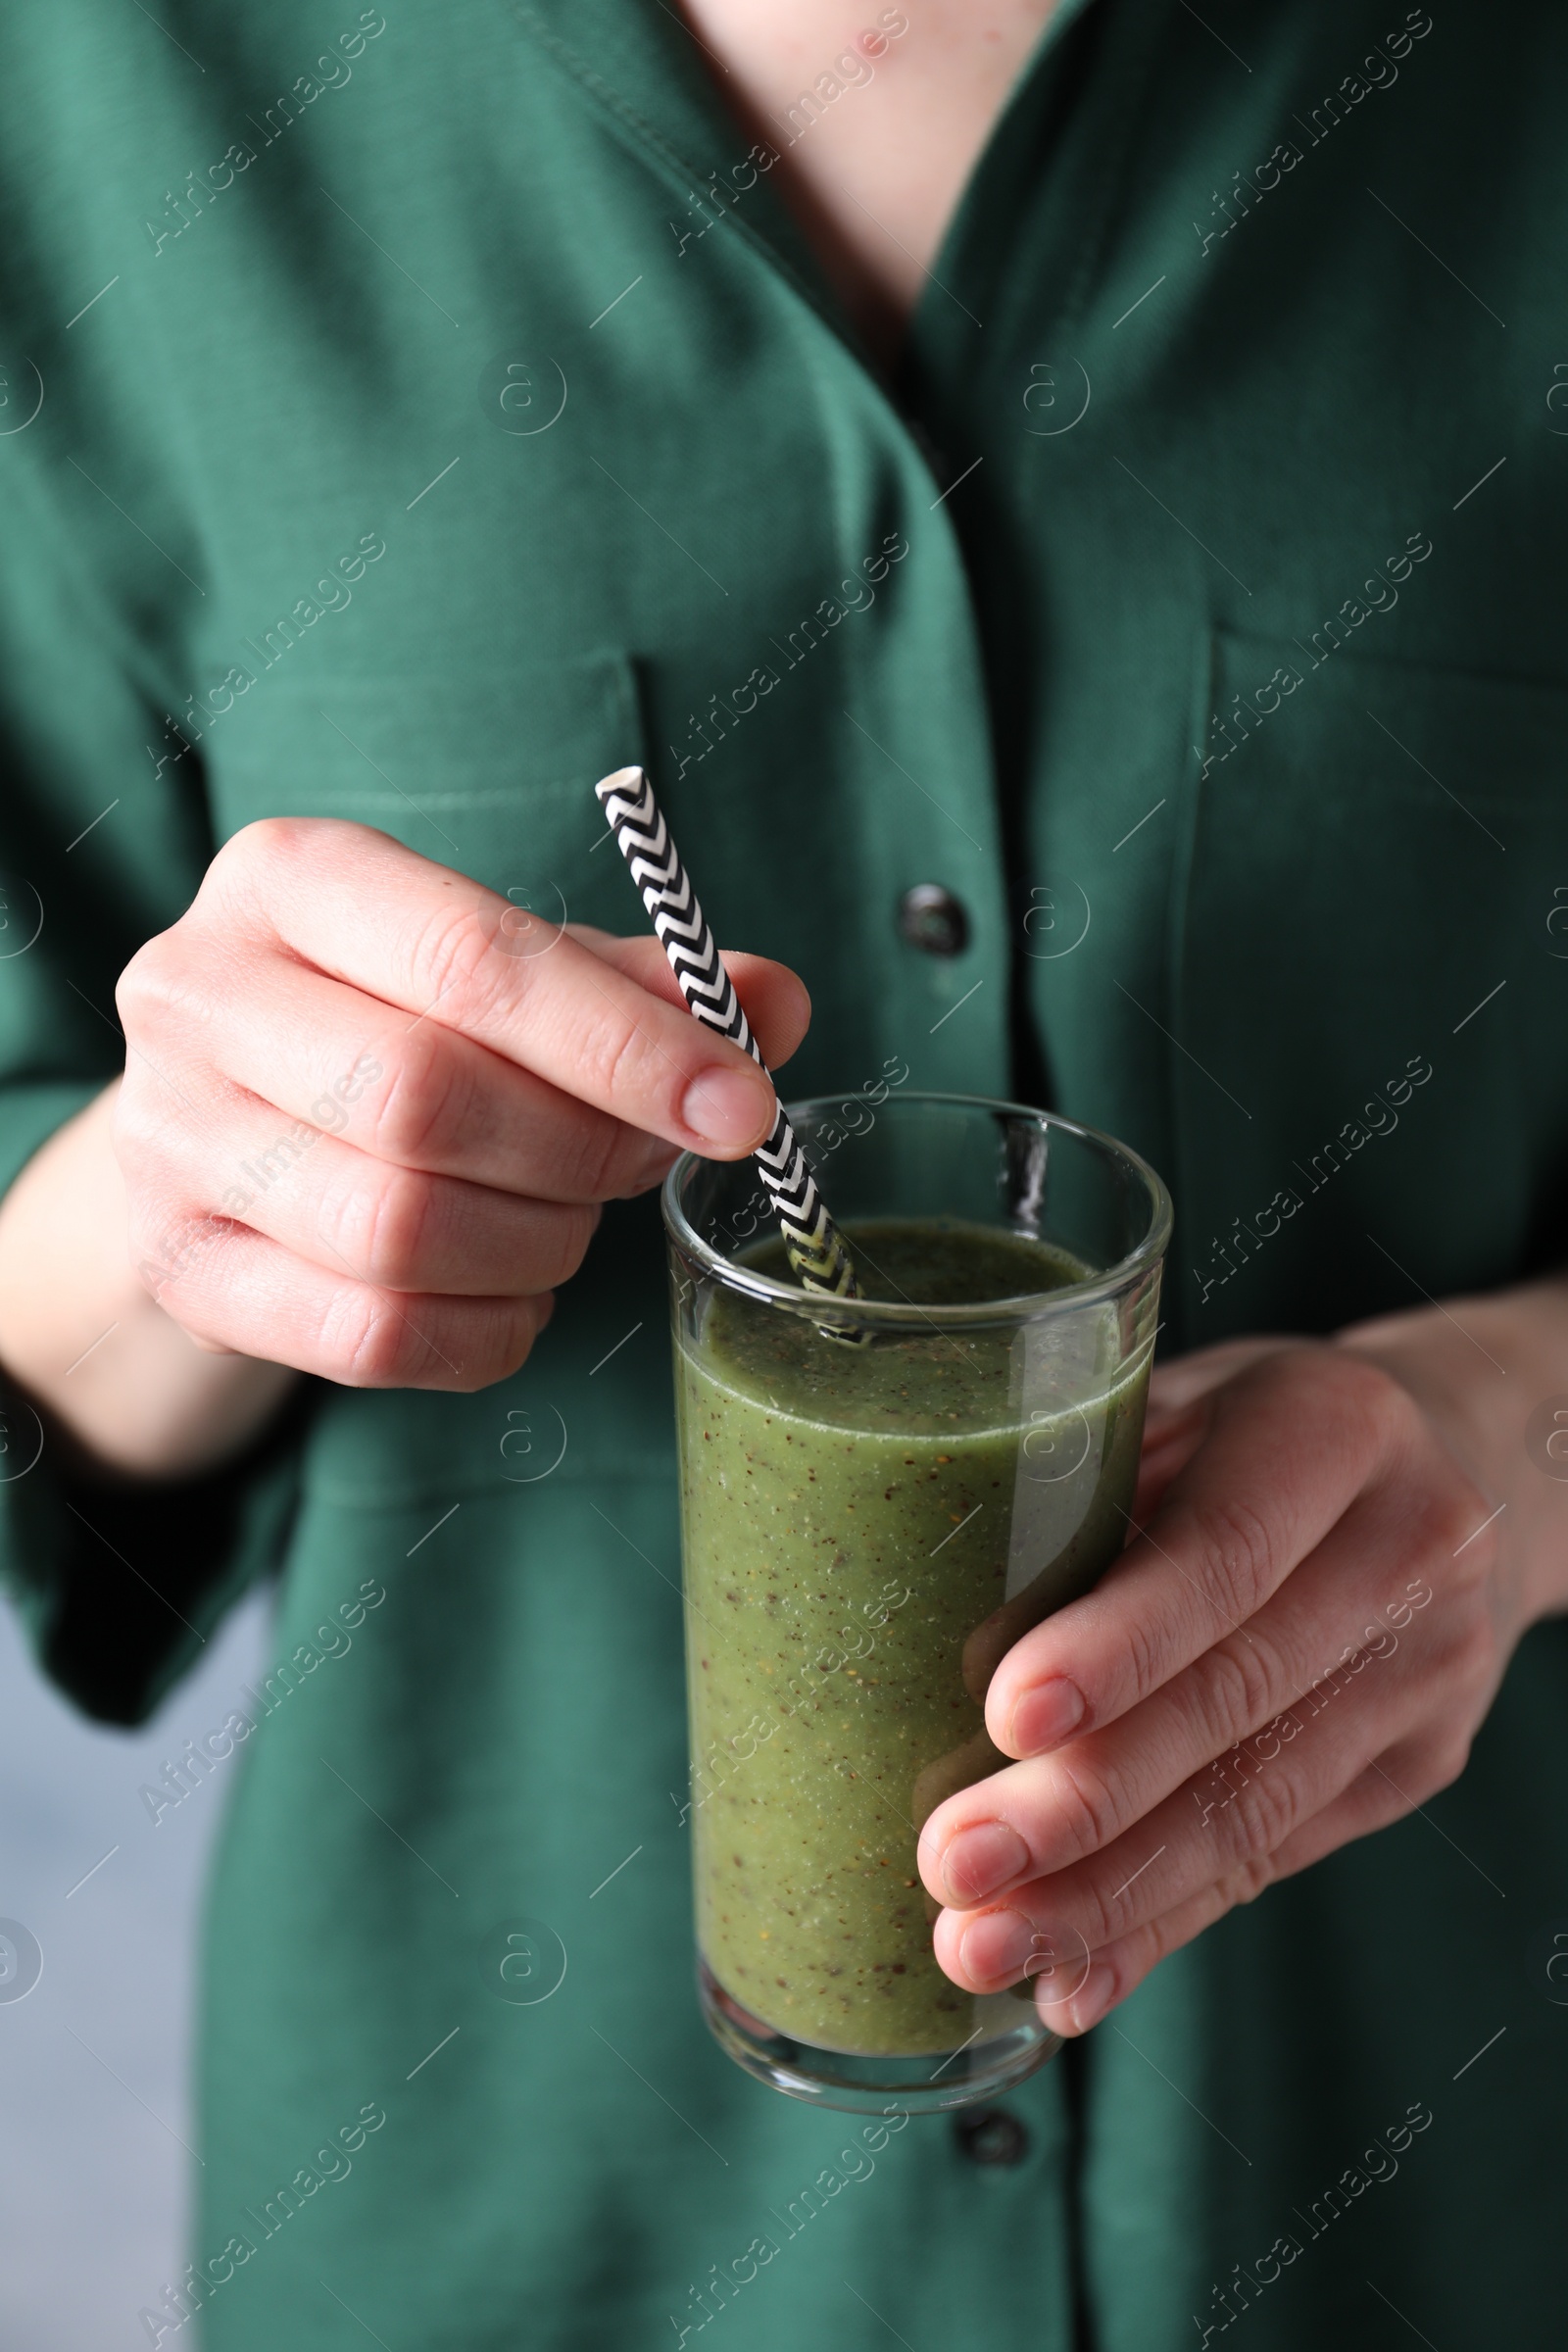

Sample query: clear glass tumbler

[663,1092,1170,2113]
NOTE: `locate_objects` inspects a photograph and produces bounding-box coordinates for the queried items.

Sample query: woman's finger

[928,1666,1395,1996]
[196,820,780,1155]
[157,1091,601,1296]
[571,928,812,1072]
[1248,1731,1474,1890]
[924,1448,1460,1902]
[1046,1869,1259,2037]
[1130,1395,1208,1523]
[982,1349,1402,1761]
[1133,1338,1351,1552]
[132,1212,555,1391]
[1045,1755,1425,2035]
[1144,1336,1294,1416]
[135,951,677,1203]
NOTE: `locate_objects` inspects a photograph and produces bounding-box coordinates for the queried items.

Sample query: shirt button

[898,884,970,957]
[952,2107,1030,2167]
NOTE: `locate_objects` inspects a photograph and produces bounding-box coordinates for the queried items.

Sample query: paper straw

[595,765,863,1309]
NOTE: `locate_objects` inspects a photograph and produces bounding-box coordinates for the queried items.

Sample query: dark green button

[898,883,970,957]
[952,2107,1029,2166]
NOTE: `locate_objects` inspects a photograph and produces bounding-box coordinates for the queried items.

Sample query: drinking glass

[663,1092,1171,2112]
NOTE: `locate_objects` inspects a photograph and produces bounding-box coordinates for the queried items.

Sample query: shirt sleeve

[0,433,303,1726]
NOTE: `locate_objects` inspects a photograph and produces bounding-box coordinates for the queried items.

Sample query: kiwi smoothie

[675,1217,1152,2060]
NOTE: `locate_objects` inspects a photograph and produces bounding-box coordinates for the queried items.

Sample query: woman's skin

[921,1306,1568,2034]
[675,0,1061,360]
[2,3,1563,2042]
[0,821,807,1476]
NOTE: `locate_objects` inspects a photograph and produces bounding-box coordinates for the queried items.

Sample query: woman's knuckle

[115,932,182,1032]
[592,1013,664,1108]
[1220,1848,1279,1908]
[406,898,498,1018]
[318,1282,537,1394]
[574,1111,640,1201]
[319,1287,410,1387]
[125,1200,180,1273]
[1221,1756,1299,1857]
[210,815,344,927]
[1184,1494,1279,1616]
[1433,1731,1476,1791]
[230,813,313,873]
[546,1111,610,1201]
[1198,1631,1280,1743]
[111,1093,172,1184]
[548,1201,600,1285]
[113,942,155,1022]
[1119,1601,1165,1705]
[1445,1605,1498,1690]
[354,1168,437,1289]
[1047,1756,1121,1861]
[196,820,279,930]
[1340,1348,1401,1424]
[1398,1732,1471,1806]
[1076,1875,1121,1949]
[447,1300,540,1392]
[1428,1474,1483,1550]
[1147,1910,1187,1964]
[370,1035,464,1164]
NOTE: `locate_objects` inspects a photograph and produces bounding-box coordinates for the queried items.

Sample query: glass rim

[661,1090,1173,1330]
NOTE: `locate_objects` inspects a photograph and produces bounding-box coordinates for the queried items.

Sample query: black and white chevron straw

[594,765,864,1321]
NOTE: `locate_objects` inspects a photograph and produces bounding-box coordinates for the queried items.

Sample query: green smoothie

[676,1217,1151,2058]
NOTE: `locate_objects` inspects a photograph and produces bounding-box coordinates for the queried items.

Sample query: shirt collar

[506,0,1106,359]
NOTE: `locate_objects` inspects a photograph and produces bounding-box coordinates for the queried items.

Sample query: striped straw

[594,765,863,1311]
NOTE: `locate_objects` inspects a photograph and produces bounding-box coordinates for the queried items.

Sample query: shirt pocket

[1168,631,1568,1343]
[205,646,646,934]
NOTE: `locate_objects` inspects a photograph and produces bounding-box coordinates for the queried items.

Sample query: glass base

[698,1958,1061,2114]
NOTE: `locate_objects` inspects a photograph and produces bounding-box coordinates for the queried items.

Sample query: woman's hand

[111,818,807,1389]
[915,1319,1550,2035]
[0,817,808,1479]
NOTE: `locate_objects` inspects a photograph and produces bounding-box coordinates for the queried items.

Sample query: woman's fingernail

[1009,1677,1085,1756]
[957,1909,1036,1986]
[1065,1962,1116,2033]
[682,1066,772,1149]
[941,1822,1031,1906]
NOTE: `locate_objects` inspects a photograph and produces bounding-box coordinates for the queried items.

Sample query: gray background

[0,1584,268,2348]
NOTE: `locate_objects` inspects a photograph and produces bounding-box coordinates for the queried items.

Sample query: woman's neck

[677,1,1059,358]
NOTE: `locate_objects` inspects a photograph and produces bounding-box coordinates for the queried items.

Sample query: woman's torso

[1,2,1565,2344]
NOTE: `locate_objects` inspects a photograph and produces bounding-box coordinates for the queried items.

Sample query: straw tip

[594,764,646,808]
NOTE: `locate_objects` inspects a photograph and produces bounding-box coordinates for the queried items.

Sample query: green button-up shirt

[2,2,1564,2345]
